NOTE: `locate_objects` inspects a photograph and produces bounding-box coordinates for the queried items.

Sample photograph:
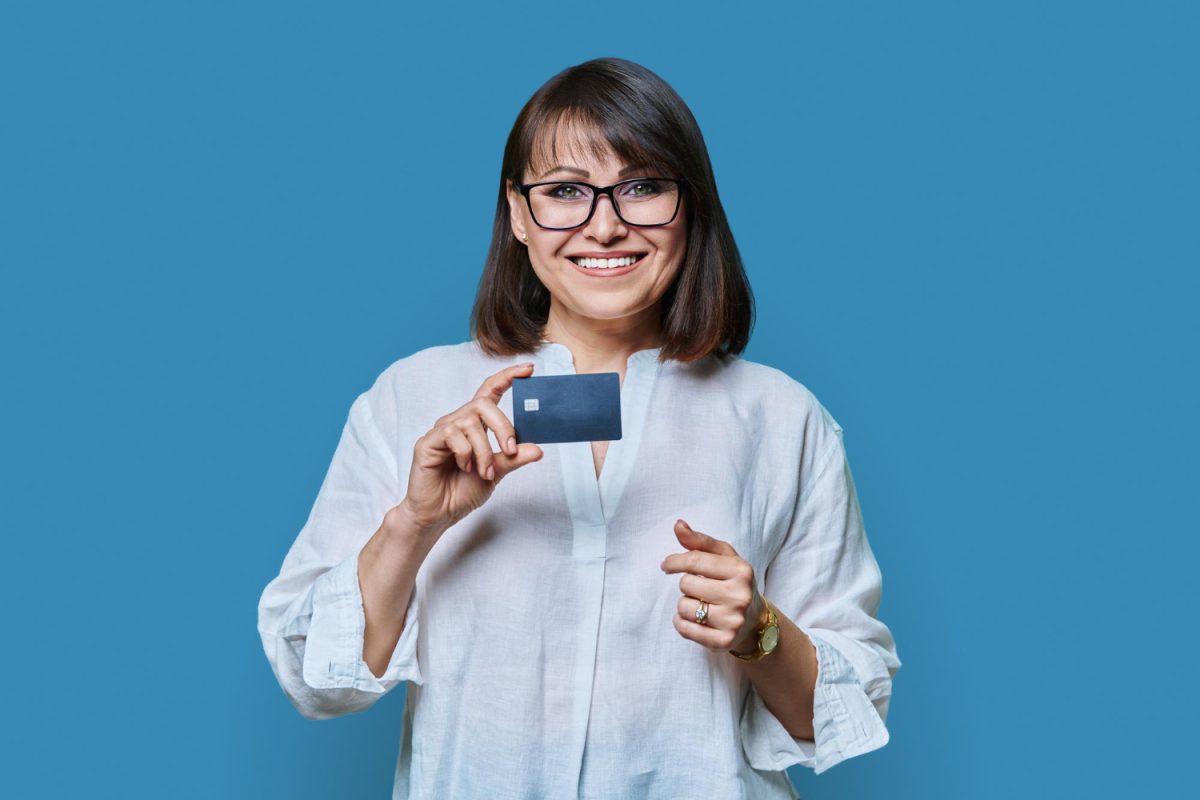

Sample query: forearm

[358,500,443,678]
[733,600,819,741]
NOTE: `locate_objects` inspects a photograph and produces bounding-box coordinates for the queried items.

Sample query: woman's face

[506,134,687,339]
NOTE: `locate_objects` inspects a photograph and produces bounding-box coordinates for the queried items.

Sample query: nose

[582,193,627,243]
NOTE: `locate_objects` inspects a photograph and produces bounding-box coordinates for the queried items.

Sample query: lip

[566,251,646,258]
[567,252,648,278]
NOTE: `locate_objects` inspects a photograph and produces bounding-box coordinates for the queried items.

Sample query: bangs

[524,106,680,182]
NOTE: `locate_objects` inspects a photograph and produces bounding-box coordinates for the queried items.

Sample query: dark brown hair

[470,57,754,363]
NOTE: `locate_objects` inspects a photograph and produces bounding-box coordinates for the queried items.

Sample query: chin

[585,304,657,323]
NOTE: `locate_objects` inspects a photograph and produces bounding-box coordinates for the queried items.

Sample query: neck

[541,300,663,374]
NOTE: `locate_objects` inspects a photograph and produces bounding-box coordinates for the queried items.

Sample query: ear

[506,180,528,244]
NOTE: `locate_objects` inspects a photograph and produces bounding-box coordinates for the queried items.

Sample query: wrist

[729,596,779,661]
[730,593,769,654]
[730,636,757,657]
[388,499,449,543]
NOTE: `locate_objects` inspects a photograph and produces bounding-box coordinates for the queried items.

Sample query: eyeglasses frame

[514,176,687,230]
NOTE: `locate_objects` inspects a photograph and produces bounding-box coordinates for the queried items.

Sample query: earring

[522,233,528,243]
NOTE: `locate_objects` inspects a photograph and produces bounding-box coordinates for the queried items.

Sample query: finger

[492,442,545,481]
[674,519,737,557]
[456,417,497,481]
[469,397,519,456]
[443,425,477,473]
[676,595,740,631]
[661,550,743,580]
[474,362,535,405]
[671,613,737,651]
[677,573,749,607]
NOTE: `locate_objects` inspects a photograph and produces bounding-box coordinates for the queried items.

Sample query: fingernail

[507,436,516,454]
[486,464,495,480]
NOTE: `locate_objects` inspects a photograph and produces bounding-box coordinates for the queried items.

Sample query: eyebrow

[534,163,653,181]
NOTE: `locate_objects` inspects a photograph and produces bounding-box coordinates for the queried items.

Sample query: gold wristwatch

[729,596,780,662]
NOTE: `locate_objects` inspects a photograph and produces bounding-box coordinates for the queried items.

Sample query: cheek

[527,256,554,285]
[656,225,687,258]
[528,240,571,276]
[530,236,571,263]
[653,231,687,273]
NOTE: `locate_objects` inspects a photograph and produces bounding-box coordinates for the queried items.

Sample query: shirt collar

[535,340,664,373]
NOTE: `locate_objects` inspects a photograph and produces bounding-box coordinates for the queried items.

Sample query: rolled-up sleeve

[257,379,424,721]
[741,416,901,775]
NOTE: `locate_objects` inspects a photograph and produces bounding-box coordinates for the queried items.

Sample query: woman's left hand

[660,519,765,654]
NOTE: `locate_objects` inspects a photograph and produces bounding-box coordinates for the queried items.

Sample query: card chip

[524,398,540,412]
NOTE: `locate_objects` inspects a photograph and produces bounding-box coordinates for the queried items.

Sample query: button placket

[534,341,665,798]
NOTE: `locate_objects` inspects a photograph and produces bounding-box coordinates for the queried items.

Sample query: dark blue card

[511,373,622,444]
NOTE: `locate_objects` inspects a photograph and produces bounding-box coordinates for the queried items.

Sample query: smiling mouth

[568,253,648,270]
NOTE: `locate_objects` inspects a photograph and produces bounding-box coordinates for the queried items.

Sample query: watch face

[762,625,780,653]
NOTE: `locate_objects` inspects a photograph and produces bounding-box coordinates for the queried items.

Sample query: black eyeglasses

[515,177,686,230]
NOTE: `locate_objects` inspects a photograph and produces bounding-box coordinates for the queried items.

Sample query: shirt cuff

[740,627,889,775]
[300,546,424,692]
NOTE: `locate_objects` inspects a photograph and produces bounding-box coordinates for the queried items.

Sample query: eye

[623,180,663,197]
[545,183,589,200]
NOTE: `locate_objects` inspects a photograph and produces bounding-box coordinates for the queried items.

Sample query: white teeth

[571,255,643,269]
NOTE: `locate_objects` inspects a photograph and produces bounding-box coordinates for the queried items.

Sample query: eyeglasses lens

[528,179,680,228]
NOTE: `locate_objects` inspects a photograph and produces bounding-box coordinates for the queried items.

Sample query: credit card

[511,373,622,444]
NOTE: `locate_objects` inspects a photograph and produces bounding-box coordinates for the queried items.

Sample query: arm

[359,501,444,678]
[257,387,426,720]
[732,602,820,740]
[739,420,902,775]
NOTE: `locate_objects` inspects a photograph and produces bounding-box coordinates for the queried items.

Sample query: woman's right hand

[400,362,545,534]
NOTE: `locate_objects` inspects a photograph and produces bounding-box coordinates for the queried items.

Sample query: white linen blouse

[257,339,901,799]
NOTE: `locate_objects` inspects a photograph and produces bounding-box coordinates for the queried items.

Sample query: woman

[258,57,900,799]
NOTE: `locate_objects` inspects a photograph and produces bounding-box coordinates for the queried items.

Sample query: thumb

[674,519,702,544]
[494,443,544,480]
[675,519,728,555]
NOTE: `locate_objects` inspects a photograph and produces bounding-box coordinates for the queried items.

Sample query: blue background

[2,1,1196,797]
